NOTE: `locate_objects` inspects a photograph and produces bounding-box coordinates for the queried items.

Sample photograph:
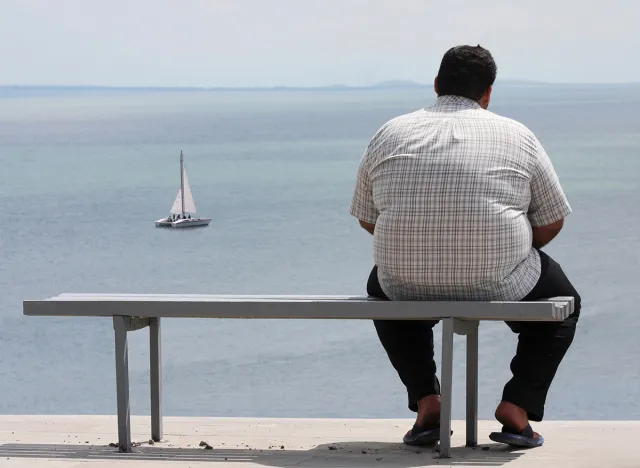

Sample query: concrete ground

[0,416,637,467]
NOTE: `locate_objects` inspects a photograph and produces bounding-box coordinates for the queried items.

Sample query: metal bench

[22,293,574,458]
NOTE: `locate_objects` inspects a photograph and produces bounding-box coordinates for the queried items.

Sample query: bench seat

[23,293,574,458]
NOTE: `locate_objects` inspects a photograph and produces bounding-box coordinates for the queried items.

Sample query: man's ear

[479,85,492,109]
[434,76,439,94]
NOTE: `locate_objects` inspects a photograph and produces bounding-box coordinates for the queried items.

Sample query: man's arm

[528,138,572,248]
[532,218,563,249]
[359,220,375,235]
[349,144,379,229]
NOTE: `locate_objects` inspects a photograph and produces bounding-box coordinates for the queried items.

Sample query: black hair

[436,45,497,101]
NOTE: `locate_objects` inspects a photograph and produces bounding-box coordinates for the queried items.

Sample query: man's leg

[499,250,581,430]
[367,266,440,416]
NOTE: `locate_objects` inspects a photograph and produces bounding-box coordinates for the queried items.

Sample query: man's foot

[402,395,441,446]
[414,394,441,429]
[490,401,544,448]
[494,401,540,439]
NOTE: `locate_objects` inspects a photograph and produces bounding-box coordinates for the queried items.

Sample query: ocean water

[0,84,639,421]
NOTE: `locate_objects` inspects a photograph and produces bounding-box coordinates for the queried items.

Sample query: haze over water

[1,83,639,420]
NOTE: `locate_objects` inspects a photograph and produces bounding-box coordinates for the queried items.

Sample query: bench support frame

[113,316,163,453]
[438,318,479,458]
[111,315,478,457]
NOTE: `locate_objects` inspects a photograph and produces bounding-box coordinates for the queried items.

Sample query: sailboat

[155,151,211,228]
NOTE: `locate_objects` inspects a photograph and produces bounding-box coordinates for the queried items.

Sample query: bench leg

[113,316,132,453]
[466,321,479,447]
[439,318,454,458]
[149,317,163,442]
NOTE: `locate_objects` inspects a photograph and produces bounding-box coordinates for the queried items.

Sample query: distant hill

[370,80,427,89]
[0,82,429,92]
[0,80,638,95]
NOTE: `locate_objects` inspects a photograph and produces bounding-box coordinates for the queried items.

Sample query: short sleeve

[349,148,379,224]
[528,139,572,227]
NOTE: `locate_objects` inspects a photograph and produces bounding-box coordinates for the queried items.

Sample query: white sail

[182,169,197,213]
[170,189,182,215]
[169,168,197,214]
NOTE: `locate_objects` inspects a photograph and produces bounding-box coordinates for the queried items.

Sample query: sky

[1,0,639,87]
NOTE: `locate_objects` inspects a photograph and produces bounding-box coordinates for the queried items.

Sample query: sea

[0,83,639,421]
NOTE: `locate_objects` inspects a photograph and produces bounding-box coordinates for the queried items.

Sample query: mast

[180,150,185,215]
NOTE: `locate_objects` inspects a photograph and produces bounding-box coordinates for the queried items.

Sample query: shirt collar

[431,95,482,111]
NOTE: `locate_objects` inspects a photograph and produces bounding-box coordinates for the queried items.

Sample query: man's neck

[434,95,483,109]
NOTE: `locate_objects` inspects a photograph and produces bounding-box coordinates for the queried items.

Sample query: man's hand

[359,220,375,235]
[532,218,564,249]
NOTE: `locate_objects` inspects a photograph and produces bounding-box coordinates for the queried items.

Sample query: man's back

[352,45,579,449]
[350,95,570,301]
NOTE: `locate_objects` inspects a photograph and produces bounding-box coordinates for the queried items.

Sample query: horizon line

[1,79,640,91]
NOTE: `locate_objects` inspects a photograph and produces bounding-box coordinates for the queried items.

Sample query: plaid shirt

[350,95,571,301]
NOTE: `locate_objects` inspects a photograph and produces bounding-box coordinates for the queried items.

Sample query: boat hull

[155,217,211,228]
[155,218,173,227]
[172,218,211,228]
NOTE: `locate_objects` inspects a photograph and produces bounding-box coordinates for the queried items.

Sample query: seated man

[349,45,580,448]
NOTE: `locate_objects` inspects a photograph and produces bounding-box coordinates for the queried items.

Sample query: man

[349,45,580,448]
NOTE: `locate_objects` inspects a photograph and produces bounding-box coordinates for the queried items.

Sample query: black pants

[368,250,581,422]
